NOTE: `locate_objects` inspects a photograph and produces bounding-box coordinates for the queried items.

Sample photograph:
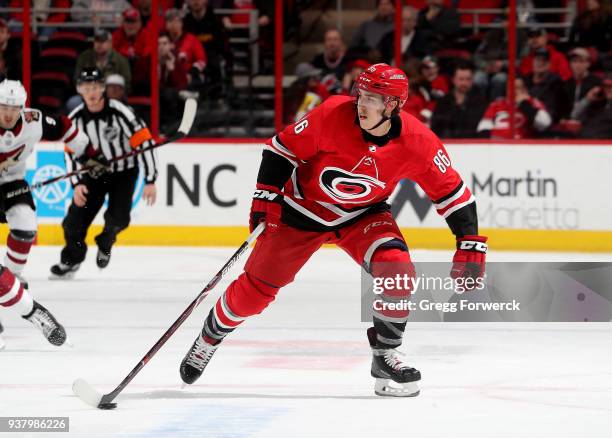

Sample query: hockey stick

[72,222,266,410]
[28,97,198,191]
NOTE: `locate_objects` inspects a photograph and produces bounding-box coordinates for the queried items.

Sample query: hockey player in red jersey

[180,64,488,396]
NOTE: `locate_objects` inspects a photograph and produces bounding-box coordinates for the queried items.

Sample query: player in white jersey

[0,79,91,286]
[0,79,89,347]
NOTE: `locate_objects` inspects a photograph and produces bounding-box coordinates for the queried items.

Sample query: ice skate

[96,247,111,269]
[368,327,420,397]
[49,263,80,280]
[0,320,4,350]
[179,333,219,385]
[23,301,67,346]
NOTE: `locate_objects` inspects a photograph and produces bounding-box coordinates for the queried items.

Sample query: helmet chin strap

[365,114,390,131]
[365,98,396,132]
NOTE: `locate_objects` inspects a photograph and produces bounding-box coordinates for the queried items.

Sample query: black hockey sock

[372,317,406,349]
[201,308,236,345]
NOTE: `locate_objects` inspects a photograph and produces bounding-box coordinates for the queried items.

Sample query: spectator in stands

[183,0,230,93]
[165,8,207,92]
[565,47,602,118]
[413,56,449,124]
[419,55,449,102]
[134,0,173,28]
[284,63,330,123]
[184,0,228,62]
[0,18,21,81]
[377,6,429,64]
[417,0,461,52]
[573,73,612,138]
[158,30,190,131]
[473,15,517,101]
[477,76,552,139]
[402,61,431,123]
[158,31,188,91]
[430,61,487,138]
[519,28,572,81]
[113,8,154,60]
[350,0,395,51]
[341,59,370,94]
[105,73,127,102]
[569,0,612,53]
[311,29,348,82]
[524,48,571,123]
[75,30,132,94]
[71,0,132,29]
[474,53,508,101]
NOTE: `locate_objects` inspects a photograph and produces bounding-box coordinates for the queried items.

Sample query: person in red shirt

[158,31,190,131]
[477,76,552,139]
[340,58,370,94]
[112,8,154,60]
[418,56,449,122]
[179,63,487,397]
[402,87,429,122]
[519,28,572,81]
[165,8,207,89]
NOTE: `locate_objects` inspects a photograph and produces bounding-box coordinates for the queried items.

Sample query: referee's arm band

[130,127,153,149]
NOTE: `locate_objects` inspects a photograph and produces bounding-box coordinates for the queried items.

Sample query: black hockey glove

[77,145,111,179]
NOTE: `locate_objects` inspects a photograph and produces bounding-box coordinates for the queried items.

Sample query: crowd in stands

[289,0,612,139]
[0,0,611,139]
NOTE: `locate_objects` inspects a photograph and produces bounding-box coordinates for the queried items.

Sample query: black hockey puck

[98,402,117,410]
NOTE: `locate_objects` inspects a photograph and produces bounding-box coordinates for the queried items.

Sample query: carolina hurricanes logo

[319,167,386,203]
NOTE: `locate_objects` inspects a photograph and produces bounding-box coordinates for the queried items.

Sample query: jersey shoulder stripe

[68,103,85,120]
[109,99,136,121]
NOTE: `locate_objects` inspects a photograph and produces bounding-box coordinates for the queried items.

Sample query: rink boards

[16,141,612,252]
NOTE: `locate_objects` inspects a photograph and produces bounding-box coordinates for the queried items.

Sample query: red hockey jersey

[266,95,474,230]
[477,97,551,139]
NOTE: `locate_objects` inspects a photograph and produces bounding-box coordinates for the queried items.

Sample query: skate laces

[185,336,217,370]
[382,349,410,371]
[30,309,57,337]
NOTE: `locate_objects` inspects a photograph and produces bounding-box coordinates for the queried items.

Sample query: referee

[50,67,158,278]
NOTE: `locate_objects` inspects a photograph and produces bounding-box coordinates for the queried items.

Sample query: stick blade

[177,98,198,136]
[72,378,111,409]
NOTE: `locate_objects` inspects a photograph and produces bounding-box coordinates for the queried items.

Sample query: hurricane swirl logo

[319,167,385,203]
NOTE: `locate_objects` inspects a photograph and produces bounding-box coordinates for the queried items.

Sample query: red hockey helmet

[354,63,409,109]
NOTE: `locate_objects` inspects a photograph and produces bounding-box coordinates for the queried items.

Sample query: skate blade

[374,379,420,397]
[0,336,5,351]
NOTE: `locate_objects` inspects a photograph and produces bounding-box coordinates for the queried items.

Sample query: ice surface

[1,246,611,437]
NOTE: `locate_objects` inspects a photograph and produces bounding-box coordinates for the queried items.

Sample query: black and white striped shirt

[66,98,158,185]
